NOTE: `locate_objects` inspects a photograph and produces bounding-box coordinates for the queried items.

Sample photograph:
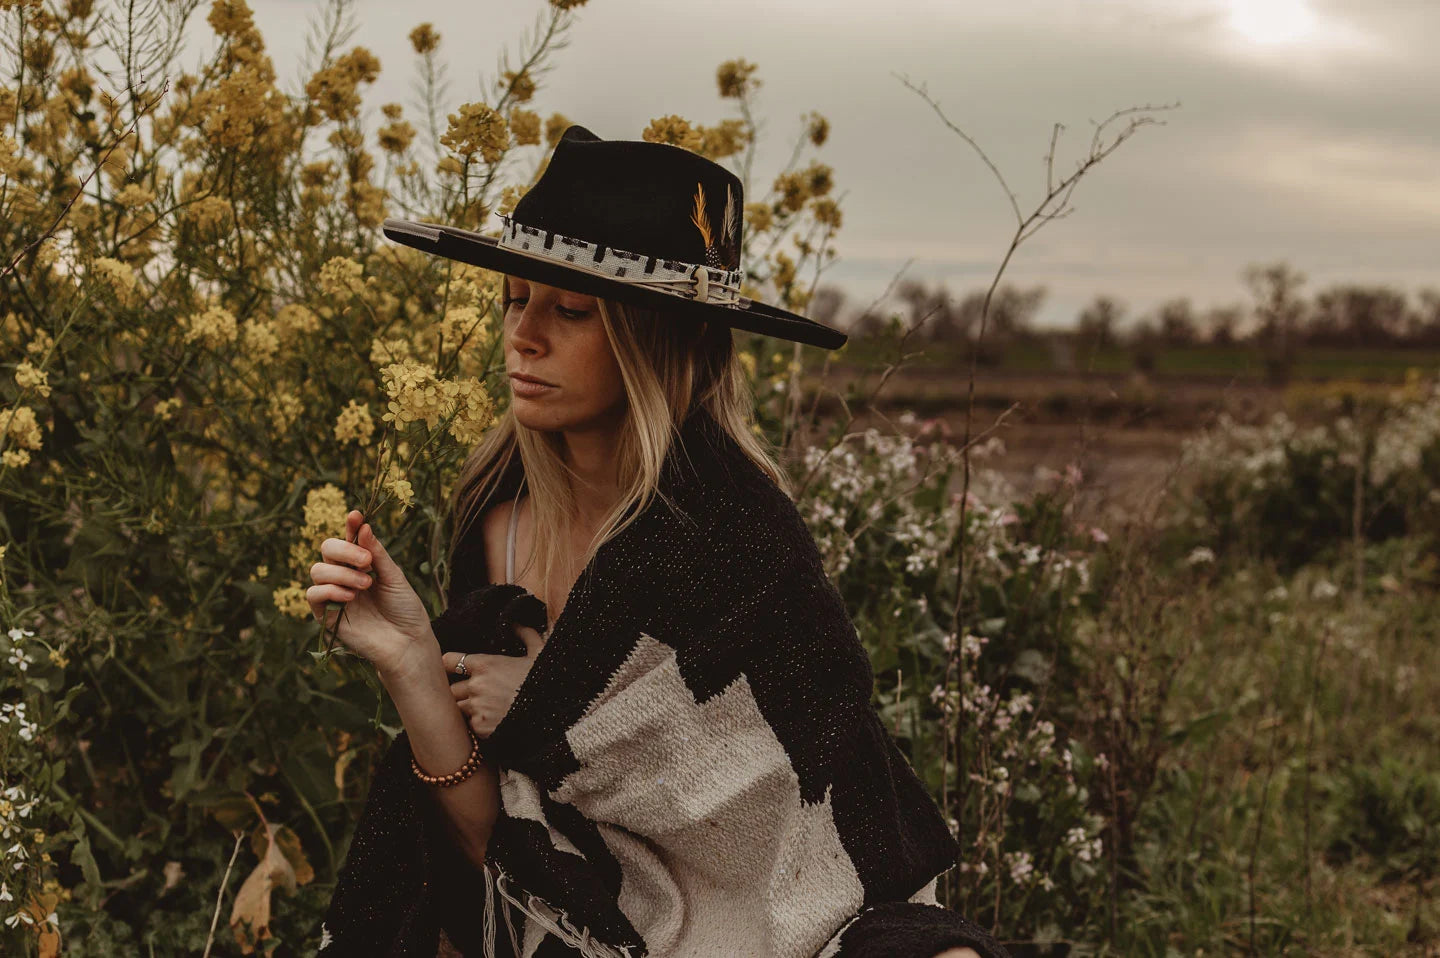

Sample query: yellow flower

[812,196,842,229]
[27,330,54,358]
[1,450,30,468]
[318,256,365,298]
[772,251,796,291]
[14,361,50,398]
[444,379,495,445]
[746,201,774,234]
[272,581,312,619]
[5,405,44,451]
[773,170,810,213]
[0,136,20,177]
[806,111,830,147]
[408,22,440,55]
[380,360,448,429]
[48,648,67,668]
[439,305,487,342]
[267,390,303,433]
[180,306,239,348]
[241,318,280,359]
[716,59,759,99]
[369,337,412,366]
[501,70,536,103]
[509,108,540,147]
[641,114,702,153]
[306,47,381,123]
[544,112,571,148]
[114,183,155,208]
[378,118,415,154]
[697,119,748,160]
[274,304,319,339]
[386,475,415,509]
[440,102,509,164]
[737,350,756,378]
[185,195,233,233]
[92,256,137,301]
[154,397,182,421]
[333,400,374,446]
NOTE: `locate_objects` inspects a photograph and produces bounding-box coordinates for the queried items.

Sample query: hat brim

[381,218,848,350]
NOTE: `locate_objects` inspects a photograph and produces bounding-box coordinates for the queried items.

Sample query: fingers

[320,536,372,571]
[306,583,355,622]
[441,651,484,676]
[310,559,373,592]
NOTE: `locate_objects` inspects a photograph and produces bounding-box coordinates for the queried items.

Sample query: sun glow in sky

[1228,0,1320,45]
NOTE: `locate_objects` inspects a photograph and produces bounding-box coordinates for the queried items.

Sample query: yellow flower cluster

[306,47,381,124]
[408,22,440,55]
[0,136,22,177]
[377,111,415,155]
[271,582,311,619]
[806,111,830,148]
[185,195,232,233]
[812,196,842,229]
[181,305,239,348]
[746,202,774,235]
[267,390,303,433]
[318,256,365,298]
[642,115,702,153]
[3,405,43,468]
[439,305,486,343]
[370,337,413,366]
[113,183,155,208]
[497,184,526,215]
[153,397,182,421]
[773,161,834,214]
[333,399,374,446]
[380,360,448,429]
[737,350,757,379]
[445,379,495,445]
[544,112,571,148]
[772,250,797,291]
[284,482,349,580]
[716,59,760,99]
[274,304,319,340]
[14,361,50,398]
[501,70,535,103]
[698,119,749,161]
[509,108,540,147]
[440,102,509,165]
[194,65,285,152]
[385,464,415,509]
[92,256,137,301]
[241,318,280,359]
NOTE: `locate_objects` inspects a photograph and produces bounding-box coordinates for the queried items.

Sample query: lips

[509,372,557,387]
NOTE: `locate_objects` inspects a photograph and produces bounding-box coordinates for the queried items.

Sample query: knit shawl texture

[318,408,1010,958]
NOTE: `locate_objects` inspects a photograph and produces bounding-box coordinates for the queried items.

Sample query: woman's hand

[307,510,437,682]
[440,622,546,738]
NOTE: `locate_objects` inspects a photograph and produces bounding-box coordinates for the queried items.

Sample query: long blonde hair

[445,275,789,605]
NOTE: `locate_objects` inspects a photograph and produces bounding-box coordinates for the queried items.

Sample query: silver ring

[454,654,470,678]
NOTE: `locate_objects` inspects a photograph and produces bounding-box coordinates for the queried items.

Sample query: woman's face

[503,275,627,433]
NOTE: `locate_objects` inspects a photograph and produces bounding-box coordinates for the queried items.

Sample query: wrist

[376,630,442,692]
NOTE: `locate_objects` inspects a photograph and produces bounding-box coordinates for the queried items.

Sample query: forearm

[380,644,500,872]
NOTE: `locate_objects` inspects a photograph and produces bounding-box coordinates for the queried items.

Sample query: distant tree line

[825,262,1440,382]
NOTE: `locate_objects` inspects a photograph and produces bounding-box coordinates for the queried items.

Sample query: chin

[510,396,627,434]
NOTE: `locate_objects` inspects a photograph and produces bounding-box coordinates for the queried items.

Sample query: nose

[508,300,548,355]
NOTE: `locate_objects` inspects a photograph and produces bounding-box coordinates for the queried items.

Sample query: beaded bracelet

[410,731,483,787]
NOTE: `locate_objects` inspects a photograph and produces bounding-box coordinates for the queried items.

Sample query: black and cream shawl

[318,406,1010,958]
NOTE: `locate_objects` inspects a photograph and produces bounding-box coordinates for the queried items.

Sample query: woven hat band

[496,214,746,307]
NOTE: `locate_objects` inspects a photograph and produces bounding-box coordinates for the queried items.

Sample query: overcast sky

[227,0,1438,330]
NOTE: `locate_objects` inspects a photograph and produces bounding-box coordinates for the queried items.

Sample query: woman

[308,125,1008,958]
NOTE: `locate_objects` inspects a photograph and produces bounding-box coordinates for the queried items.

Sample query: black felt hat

[381,124,847,350]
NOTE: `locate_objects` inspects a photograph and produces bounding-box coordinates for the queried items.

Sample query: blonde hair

[445,276,789,607]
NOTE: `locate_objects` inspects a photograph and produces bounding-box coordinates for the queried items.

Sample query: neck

[559,419,624,528]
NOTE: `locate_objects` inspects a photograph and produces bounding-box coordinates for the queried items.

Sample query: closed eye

[503,297,589,320]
